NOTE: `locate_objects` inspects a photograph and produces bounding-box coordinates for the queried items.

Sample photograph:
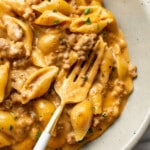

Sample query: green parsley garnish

[52,9,57,13]
[9,125,13,131]
[53,20,60,25]
[102,112,107,118]
[97,24,100,30]
[92,106,96,111]
[85,17,91,25]
[84,8,91,15]
[102,30,108,36]
[36,130,41,139]
[14,116,18,120]
[87,128,93,134]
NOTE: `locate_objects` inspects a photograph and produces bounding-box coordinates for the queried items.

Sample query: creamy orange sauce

[0,0,137,150]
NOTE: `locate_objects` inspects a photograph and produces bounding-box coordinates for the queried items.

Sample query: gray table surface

[133,125,150,150]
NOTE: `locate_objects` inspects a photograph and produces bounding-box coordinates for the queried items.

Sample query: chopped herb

[92,106,96,111]
[97,24,100,30]
[81,75,88,81]
[53,20,60,25]
[36,130,41,139]
[102,112,107,118]
[85,17,91,25]
[102,30,108,36]
[84,8,91,15]
[9,125,13,131]
[52,9,57,13]
[87,128,93,134]
[14,116,18,120]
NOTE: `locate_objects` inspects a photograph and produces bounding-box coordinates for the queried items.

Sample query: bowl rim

[123,110,150,149]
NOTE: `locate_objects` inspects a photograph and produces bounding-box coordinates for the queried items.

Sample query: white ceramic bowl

[82,0,150,149]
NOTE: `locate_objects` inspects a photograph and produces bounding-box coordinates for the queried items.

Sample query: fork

[33,47,105,150]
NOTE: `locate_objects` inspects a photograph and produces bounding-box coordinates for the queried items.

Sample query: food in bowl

[0,0,137,149]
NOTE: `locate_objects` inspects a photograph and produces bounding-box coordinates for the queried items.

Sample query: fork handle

[33,104,64,150]
[33,131,50,150]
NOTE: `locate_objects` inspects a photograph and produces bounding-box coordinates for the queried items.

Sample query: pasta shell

[70,6,114,33]
[2,0,26,16]
[0,62,10,103]
[124,77,133,94]
[75,0,87,6]
[0,111,16,135]
[21,66,59,104]
[33,99,55,127]
[32,0,74,15]
[37,34,60,54]
[100,47,114,84]
[89,83,103,115]
[11,137,34,150]
[70,100,93,141]
[116,53,128,80]
[0,1,12,16]
[113,44,128,80]
[34,11,71,26]
[32,1,55,13]
[53,0,74,15]
[0,132,13,148]
[31,48,47,67]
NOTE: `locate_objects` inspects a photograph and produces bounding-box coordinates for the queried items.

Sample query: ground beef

[0,38,9,50]
[68,34,78,47]
[67,132,76,144]
[23,7,35,21]
[93,116,101,127]
[3,17,24,42]
[112,79,127,97]
[128,64,137,78]
[73,34,97,60]
[9,42,26,59]
[12,58,31,69]
[14,114,34,141]
[11,70,26,92]
[0,39,27,61]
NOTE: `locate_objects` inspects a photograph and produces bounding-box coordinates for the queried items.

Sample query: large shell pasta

[0,132,13,148]
[89,83,103,115]
[32,0,74,15]
[33,99,55,127]
[21,66,59,104]
[11,137,34,150]
[37,34,60,54]
[2,0,26,16]
[70,6,114,33]
[31,48,47,67]
[71,100,93,141]
[0,62,10,103]
[0,111,16,135]
[114,44,129,80]
[0,0,136,150]
[34,11,71,26]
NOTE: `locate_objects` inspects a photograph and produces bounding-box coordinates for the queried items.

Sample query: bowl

[82,0,150,149]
